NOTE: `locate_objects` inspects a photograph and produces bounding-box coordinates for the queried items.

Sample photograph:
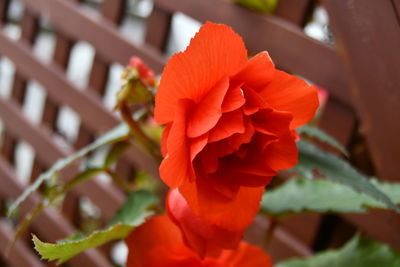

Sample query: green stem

[119,103,161,161]
[7,202,44,255]
[105,169,136,192]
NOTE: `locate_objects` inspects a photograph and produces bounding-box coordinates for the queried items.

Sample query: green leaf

[233,0,277,14]
[33,190,158,264]
[108,190,158,226]
[8,124,129,216]
[297,140,399,212]
[33,225,132,264]
[276,235,400,267]
[298,125,348,156]
[261,178,400,216]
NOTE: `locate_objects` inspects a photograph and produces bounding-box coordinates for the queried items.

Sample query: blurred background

[0,0,399,266]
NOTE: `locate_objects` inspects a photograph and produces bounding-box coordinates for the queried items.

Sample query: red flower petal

[217,242,273,267]
[167,189,243,258]
[242,87,266,115]
[125,215,183,267]
[155,22,248,125]
[126,215,271,267]
[251,108,293,136]
[160,100,194,188]
[187,77,230,138]
[227,117,255,151]
[208,109,245,143]
[260,69,319,129]
[179,181,264,230]
[221,82,245,113]
[263,132,298,171]
[199,144,219,174]
[232,51,275,92]
[160,123,172,157]
[190,133,209,161]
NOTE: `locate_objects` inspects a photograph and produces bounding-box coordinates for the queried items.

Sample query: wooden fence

[0,0,399,265]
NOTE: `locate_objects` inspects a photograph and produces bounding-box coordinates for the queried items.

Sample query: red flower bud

[129,56,156,87]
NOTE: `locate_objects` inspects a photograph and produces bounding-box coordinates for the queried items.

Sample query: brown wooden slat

[0,96,124,219]
[153,0,351,106]
[280,214,322,247]
[145,5,172,51]
[319,99,357,147]
[87,55,109,96]
[245,215,312,262]
[76,0,128,152]
[0,159,112,267]
[0,0,10,23]
[0,33,117,134]
[275,0,314,27]
[0,133,16,163]
[392,0,400,14]
[21,0,165,72]
[38,1,83,227]
[86,0,138,180]
[41,32,76,133]
[1,11,39,164]
[9,10,39,107]
[0,31,159,177]
[344,211,400,250]
[0,220,44,267]
[101,0,126,24]
[324,0,400,181]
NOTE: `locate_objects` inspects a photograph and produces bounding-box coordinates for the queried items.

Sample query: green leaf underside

[262,178,400,215]
[33,190,158,264]
[33,225,131,264]
[108,190,159,226]
[298,125,348,156]
[277,235,400,267]
[297,140,399,212]
[8,124,130,216]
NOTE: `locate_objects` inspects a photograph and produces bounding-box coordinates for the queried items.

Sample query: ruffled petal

[200,144,219,174]
[208,109,245,143]
[155,22,248,124]
[217,242,273,267]
[160,100,194,188]
[179,181,264,230]
[190,133,209,161]
[227,117,255,151]
[187,77,230,138]
[232,51,275,92]
[263,132,298,171]
[251,108,293,136]
[167,189,243,259]
[242,87,266,115]
[160,123,172,157]
[221,82,245,113]
[259,69,319,129]
[125,215,183,267]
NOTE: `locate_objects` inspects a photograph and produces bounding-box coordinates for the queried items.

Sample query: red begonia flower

[154,22,318,230]
[167,189,243,258]
[125,215,272,267]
